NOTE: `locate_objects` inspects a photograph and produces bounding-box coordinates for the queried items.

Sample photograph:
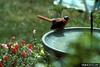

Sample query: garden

[0,0,100,67]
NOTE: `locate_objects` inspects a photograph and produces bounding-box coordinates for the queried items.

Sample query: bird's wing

[55,18,66,23]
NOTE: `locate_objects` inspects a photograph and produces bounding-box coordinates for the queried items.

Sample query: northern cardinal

[37,15,69,30]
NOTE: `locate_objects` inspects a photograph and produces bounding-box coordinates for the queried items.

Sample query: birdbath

[42,27,100,57]
[42,0,100,57]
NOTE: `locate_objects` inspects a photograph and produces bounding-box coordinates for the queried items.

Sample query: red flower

[3,55,9,61]
[11,44,19,54]
[21,51,27,58]
[28,44,33,50]
[0,62,4,67]
[15,45,19,50]
[11,47,18,54]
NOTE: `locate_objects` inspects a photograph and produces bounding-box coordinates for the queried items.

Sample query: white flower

[33,29,36,34]
[14,42,18,46]
[1,44,8,49]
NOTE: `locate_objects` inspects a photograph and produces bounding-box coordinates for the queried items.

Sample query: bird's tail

[37,15,52,22]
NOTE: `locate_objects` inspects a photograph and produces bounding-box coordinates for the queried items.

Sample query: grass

[0,0,99,43]
[0,0,53,43]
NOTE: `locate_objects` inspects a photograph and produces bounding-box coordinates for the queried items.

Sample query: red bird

[37,15,69,30]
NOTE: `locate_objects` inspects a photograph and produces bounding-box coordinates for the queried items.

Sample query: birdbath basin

[42,27,100,56]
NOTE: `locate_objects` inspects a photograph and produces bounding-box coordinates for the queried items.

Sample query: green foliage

[52,5,65,14]
[94,11,100,27]
[51,5,66,17]
[66,33,100,67]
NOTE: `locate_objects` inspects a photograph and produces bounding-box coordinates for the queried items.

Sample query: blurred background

[0,0,99,43]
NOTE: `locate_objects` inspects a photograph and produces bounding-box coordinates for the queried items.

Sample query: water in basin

[45,30,100,53]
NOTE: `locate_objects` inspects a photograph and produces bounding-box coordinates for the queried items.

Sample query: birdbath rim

[42,27,100,54]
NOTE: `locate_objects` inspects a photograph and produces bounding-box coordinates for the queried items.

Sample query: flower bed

[0,36,46,67]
